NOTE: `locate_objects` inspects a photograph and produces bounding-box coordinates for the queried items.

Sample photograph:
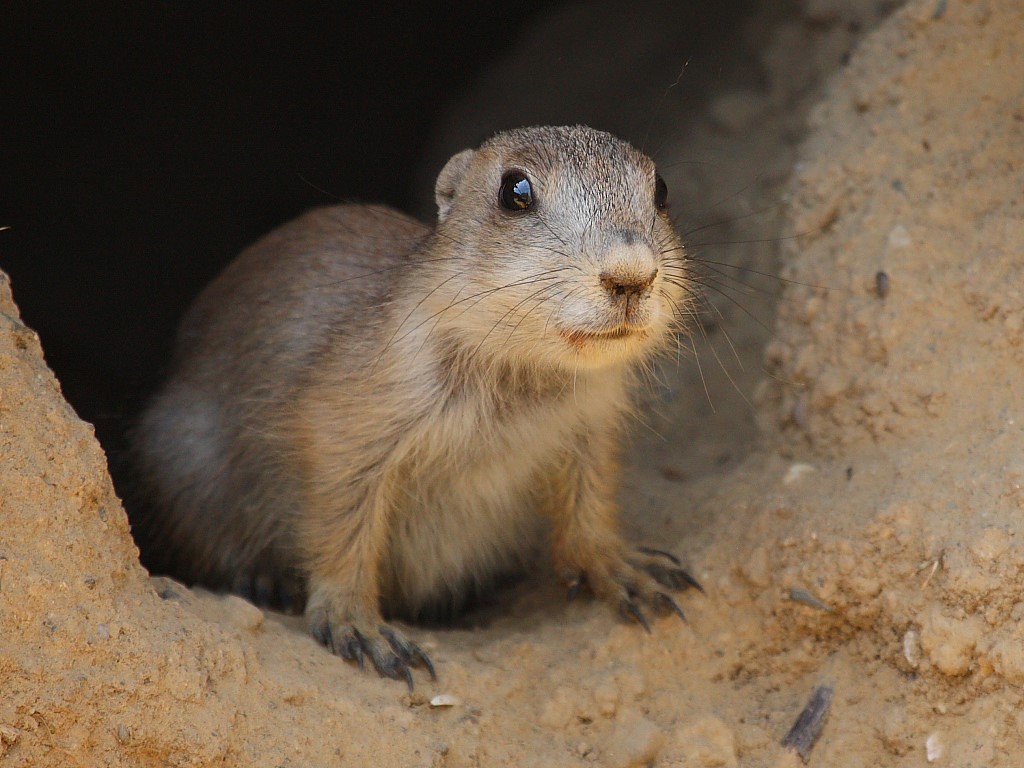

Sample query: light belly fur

[377,387,602,615]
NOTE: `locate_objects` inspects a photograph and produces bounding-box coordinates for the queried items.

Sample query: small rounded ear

[435,148,475,222]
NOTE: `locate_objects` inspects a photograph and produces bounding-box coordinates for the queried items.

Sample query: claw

[634,547,704,594]
[348,628,367,669]
[350,636,365,670]
[413,645,437,681]
[640,562,704,594]
[312,618,331,647]
[620,600,652,633]
[671,568,705,594]
[638,546,682,566]
[362,635,410,686]
[380,626,437,681]
[656,592,687,623]
[309,610,436,688]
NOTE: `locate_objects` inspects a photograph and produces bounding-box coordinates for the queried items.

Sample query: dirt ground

[3,0,1023,765]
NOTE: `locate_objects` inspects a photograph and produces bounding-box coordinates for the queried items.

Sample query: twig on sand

[781,684,834,763]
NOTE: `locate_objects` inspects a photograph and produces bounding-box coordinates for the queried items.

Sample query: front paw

[565,546,702,632]
[306,596,435,689]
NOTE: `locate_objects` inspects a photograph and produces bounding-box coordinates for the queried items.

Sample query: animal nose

[599,269,658,299]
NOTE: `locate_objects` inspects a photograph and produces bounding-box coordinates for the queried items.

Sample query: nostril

[600,269,658,298]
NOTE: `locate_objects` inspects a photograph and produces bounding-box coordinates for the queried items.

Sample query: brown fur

[132,125,695,682]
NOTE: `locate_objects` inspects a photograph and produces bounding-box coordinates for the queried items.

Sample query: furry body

[133,126,694,682]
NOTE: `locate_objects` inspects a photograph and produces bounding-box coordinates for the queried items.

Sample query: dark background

[2,1,747,478]
[2,2,562,462]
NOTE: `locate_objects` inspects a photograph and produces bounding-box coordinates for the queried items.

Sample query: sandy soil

[2,0,1023,765]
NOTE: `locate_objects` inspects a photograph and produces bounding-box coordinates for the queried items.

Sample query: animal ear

[435,149,475,222]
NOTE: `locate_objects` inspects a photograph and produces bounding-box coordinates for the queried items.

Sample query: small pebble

[903,629,921,668]
[926,732,944,762]
[783,463,816,485]
[887,224,911,248]
[875,271,890,298]
[429,694,461,708]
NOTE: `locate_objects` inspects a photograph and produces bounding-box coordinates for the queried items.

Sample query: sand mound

[2,0,1022,764]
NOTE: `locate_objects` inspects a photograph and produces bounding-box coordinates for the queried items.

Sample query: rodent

[131,125,701,687]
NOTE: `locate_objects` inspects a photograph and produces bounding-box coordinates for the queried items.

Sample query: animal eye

[655,174,668,209]
[499,171,534,212]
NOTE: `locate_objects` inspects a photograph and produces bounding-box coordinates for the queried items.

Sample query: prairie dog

[132,125,699,686]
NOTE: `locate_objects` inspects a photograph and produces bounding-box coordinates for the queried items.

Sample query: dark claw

[415,648,437,681]
[313,618,435,689]
[655,592,687,623]
[380,626,437,681]
[362,633,411,686]
[326,625,363,669]
[636,547,704,594]
[311,617,332,647]
[671,568,705,594]
[312,620,365,669]
[638,546,682,567]
[345,632,365,670]
[620,600,651,633]
[639,561,705,594]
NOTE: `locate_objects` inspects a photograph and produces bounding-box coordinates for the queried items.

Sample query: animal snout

[599,268,658,300]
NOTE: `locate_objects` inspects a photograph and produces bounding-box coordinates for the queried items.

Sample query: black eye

[499,171,534,212]
[655,174,668,209]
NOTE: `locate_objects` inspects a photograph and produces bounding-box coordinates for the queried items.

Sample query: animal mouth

[559,324,646,347]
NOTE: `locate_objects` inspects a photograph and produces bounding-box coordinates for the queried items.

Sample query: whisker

[672,172,769,230]
[475,282,565,357]
[685,255,831,291]
[373,270,466,371]
[694,319,751,409]
[378,266,574,359]
[641,58,690,154]
[316,255,454,289]
[687,333,715,414]
[688,271,769,301]
[677,198,779,240]
[536,212,571,252]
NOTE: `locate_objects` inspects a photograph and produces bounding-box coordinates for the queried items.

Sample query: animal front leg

[300,473,435,689]
[549,434,701,631]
